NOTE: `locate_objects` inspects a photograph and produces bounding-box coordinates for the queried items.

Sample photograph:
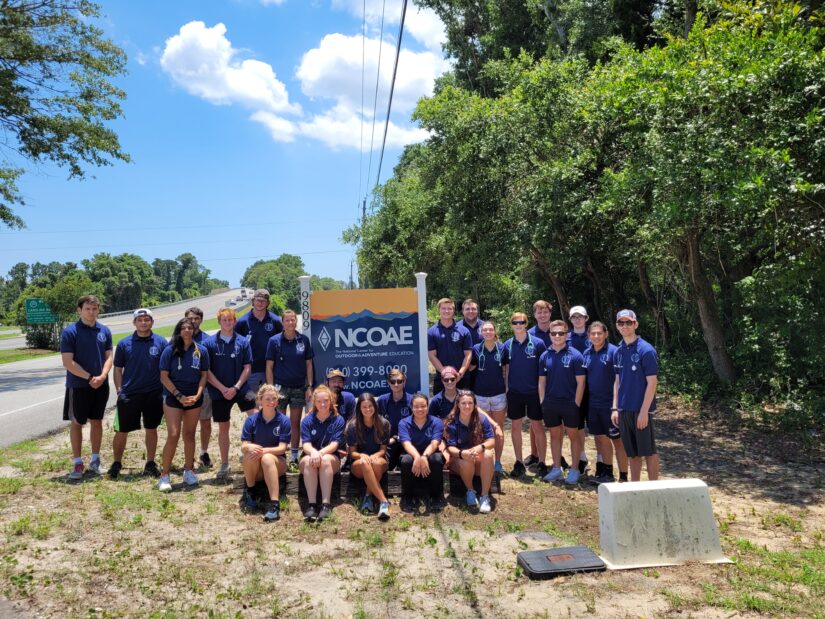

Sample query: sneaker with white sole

[158,475,172,492]
[88,459,102,475]
[215,463,231,480]
[182,469,199,486]
[565,468,581,485]
[479,495,492,513]
[68,462,84,480]
[377,501,390,521]
[542,467,564,482]
[465,489,479,509]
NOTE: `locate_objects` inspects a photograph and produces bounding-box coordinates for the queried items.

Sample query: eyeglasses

[570,314,586,319]
[389,379,404,385]
[617,320,635,326]
[550,331,566,337]
[442,377,457,383]
[511,320,527,326]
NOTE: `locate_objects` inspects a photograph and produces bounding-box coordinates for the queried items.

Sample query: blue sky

[0,0,448,287]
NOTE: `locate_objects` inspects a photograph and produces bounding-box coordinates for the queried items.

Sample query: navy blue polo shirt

[504,335,547,394]
[427,320,472,369]
[471,342,509,396]
[193,330,207,344]
[202,333,253,400]
[567,331,590,354]
[583,343,617,409]
[300,412,345,450]
[345,417,390,455]
[528,324,552,348]
[336,390,357,421]
[377,391,413,435]
[234,310,283,373]
[159,342,210,396]
[445,415,494,449]
[114,332,168,395]
[539,344,586,404]
[457,319,483,347]
[60,320,113,388]
[241,411,291,448]
[614,336,658,412]
[428,391,456,419]
[265,332,314,388]
[398,415,444,453]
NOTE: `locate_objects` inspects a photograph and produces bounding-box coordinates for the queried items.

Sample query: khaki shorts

[199,390,212,420]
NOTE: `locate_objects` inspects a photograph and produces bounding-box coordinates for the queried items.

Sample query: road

[0,288,250,449]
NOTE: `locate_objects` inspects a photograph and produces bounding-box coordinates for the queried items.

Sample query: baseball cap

[253,288,270,300]
[616,309,637,321]
[133,308,153,320]
[440,366,459,378]
[569,305,588,318]
[326,368,346,379]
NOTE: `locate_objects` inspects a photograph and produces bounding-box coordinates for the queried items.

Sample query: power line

[373,0,409,197]
[356,0,367,219]
[365,0,388,196]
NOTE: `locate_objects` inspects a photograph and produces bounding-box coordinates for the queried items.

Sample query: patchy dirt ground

[0,397,822,618]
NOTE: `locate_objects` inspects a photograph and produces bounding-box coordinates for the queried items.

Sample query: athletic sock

[73,457,83,465]
[596,453,604,463]
[200,449,208,455]
[579,451,587,462]
[619,471,628,482]
[90,454,100,463]
[595,461,604,477]
[604,464,614,477]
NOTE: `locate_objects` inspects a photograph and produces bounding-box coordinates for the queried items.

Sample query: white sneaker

[216,463,231,480]
[479,495,492,514]
[88,459,102,475]
[378,501,390,521]
[157,475,172,492]
[182,469,199,486]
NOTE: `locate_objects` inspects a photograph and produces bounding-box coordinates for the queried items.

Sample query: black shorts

[164,395,204,411]
[114,390,163,433]
[506,391,542,421]
[578,387,589,429]
[588,406,620,439]
[542,399,580,429]
[619,410,657,457]
[211,389,256,422]
[63,384,110,425]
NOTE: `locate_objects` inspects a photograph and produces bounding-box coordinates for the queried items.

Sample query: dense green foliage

[240,254,346,313]
[350,0,825,432]
[0,0,130,228]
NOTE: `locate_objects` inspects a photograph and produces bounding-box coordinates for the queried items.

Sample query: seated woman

[240,384,291,522]
[299,384,345,522]
[347,393,392,520]
[398,393,446,512]
[444,390,496,514]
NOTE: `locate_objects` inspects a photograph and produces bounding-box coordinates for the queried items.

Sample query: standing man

[457,298,483,389]
[234,288,283,394]
[265,309,314,464]
[611,309,660,481]
[186,306,214,469]
[427,298,473,393]
[568,305,591,475]
[526,299,553,469]
[60,295,113,480]
[203,308,255,479]
[108,309,167,479]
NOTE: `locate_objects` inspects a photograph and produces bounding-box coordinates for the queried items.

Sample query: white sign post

[298,276,311,339]
[415,272,429,396]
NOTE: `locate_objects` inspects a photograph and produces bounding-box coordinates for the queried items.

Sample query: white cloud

[331,0,446,51]
[250,111,298,142]
[160,21,300,114]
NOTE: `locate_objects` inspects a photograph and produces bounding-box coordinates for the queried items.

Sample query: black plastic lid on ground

[517,546,606,579]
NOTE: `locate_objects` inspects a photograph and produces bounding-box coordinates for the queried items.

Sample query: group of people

[59,290,660,524]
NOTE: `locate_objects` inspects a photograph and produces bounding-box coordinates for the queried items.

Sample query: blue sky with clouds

[1,0,448,287]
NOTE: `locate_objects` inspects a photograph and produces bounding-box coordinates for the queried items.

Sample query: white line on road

[0,395,64,418]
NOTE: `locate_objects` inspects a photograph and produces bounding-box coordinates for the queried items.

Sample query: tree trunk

[637,260,671,348]
[684,229,736,382]
[584,257,615,336]
[529,244,570,317]
[685,0,698,37]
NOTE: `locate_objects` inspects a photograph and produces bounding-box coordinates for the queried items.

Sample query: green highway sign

[25,298,58,324]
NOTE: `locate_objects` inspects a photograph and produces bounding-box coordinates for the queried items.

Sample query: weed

[0,478,23,495]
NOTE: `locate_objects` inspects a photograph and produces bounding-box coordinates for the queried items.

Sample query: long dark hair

[171,318,197,358]
[347,392,388,447]
[444,390,483,446]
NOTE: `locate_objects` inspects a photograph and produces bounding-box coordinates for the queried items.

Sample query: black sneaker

[107,461,122,480]
[578,459,588,475]
[510,460,526,478]
[428,496,446,513]
[536,462,548,479]
[243,487,258,510]
[619,472,628,482]
[523,454,539,467]
[317,503,333,521]
[199,452,212,469]
[303,504,318,521]
[142,460,161,478]
[560,456,570,471]
[400,496,418,513]
[263,501,280,522]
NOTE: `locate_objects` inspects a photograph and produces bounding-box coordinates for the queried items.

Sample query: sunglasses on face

[550,331,566,337]
[511,320,527,326]
[442,377,457,383]
[617,320,635,326]
[389,379,404,385]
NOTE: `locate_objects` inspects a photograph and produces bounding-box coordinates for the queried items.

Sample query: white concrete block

[598,479,730,569]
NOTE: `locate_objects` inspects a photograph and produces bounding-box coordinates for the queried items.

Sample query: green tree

[82,253,156,312]
[241,254,306,310]
[0,0,130,228]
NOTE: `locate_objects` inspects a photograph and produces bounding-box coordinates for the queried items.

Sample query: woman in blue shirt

[445,391,496,514]
[158,318,209,492]
[299,384,345,521]
[347,393,391,520]
[398,393,445,512]
[470,321,508,473]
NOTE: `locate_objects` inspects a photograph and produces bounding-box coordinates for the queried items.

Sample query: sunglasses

[617,320,635,326]
[511,320,527,326]
[550,331,566,337]
[389,379,404,385]
[570,314,586,319]
[442,377,457,383]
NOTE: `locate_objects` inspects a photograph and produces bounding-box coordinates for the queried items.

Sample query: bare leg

[352,458,388,503]
[243,455,262,486]
[511,418,523,462]
[478,450,494,495]
[531,420,547,463]
[450,457,475,490]
[491,411,506,461]
[613,437,628,475]
[70,422,83,459]
[112,432,128,463]
[318,454,341,504]
[549,426,564,469]
[289,405,303,450]
[645,454,660,480]
[218,420,231,465]
[89,419,103,454]
[629,457,643,481]
[261,453,286,500]
[145,428,158,462]
[161,406,182,475]
[199,419,212,452]
[182,409,200,470]
[299,457,319,503]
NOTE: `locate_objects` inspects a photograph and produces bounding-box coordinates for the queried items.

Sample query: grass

[0,348,57,365]
[0,332,22,341]
[111,304,251,345]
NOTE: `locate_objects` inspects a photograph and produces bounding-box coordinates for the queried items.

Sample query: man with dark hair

[427,298,472,393]
[60,295,113,480]
[234,288,283,394]
[457,298,482,390]
[186,306,214,469]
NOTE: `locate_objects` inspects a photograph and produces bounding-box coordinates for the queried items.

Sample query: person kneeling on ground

[347,393,391,520]
[398,393,446,512]
[300,384,345,522]
[241,384,291,522]
[445,391,496,513]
